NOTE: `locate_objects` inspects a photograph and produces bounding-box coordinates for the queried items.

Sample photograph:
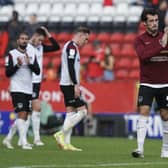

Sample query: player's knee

[32,100,41,112]
[138,105,150,116]
[79,108,87,117]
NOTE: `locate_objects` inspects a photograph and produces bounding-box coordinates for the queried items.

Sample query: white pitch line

[9,161,168,168]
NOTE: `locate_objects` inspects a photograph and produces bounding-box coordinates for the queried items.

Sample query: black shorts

[32,83,41,100]
[60,85,86,108]
[11,92,32,113]
[137,85,168,109]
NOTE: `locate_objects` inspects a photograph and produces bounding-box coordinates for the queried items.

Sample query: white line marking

[9,162,168,168]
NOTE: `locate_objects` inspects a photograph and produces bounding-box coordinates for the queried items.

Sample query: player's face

[33,35,45,47]
[17,34,29,50]
[78,33,89,47]
[145,14,159,34]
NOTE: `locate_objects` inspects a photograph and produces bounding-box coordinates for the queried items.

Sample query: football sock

[22,115,31,144]
[6,119,17,141]
[137,115,149,152]
[62,112,75,144]
[162,120,168,151]
[63,109,87,133]
[32,111,41,142]
[16,118,27,145]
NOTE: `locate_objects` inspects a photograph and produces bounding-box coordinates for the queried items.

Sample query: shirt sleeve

[28,56,40,75]
[43,37,60,52]
[5,54,19,77]
[66,44,77,84]
[134,36,164,61]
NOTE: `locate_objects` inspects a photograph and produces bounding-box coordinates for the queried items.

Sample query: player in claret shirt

[132,8,168,158]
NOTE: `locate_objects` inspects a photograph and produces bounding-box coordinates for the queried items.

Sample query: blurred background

[0,0,167,139]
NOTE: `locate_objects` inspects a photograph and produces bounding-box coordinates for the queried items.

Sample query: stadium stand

[0,0,144,81]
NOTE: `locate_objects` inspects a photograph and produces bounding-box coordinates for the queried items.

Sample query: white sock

[162,120,168,151]
[18,115,31,145]
[63,109,87,133]
[16,118,27,146]
[6,120,17,141]
[32,111,41,142]
[136,115,149,152]
[23,115,31,144]
[25,115,31,135]
[63,112,75,144]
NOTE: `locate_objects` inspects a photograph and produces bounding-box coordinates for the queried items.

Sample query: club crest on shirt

[17,102,23,109]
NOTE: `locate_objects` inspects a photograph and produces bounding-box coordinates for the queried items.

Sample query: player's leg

[132,86,154,158]
[32,83,44,146]
[157,87,168,158]
[160,109,168,158]
[17,93,32,149]
[62,86,87,151]
[3,119,17,149]
[54,85,87,151]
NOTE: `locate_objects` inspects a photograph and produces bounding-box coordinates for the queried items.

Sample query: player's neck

[72,37,79,46]
[17,47,26,53]
[146,29,158,37]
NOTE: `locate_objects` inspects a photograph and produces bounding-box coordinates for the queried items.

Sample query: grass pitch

[0,136,168,168]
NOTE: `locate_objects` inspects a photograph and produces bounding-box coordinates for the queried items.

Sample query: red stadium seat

[131,58,140,69]
[89,33,97,42]
[97,33,111,43]
[110,43,121,58]
[80,43,94,57]
[115,69,129,80]
[128,69,140,80]
[123,33,136,44]
[120,44,137,58]
[57,32,72,42]
[115,58,131,69]
[110,33,124,44]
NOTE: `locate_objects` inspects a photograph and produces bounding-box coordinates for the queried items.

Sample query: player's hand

[17,57,22,67]
[74,84,81,98]
[25,53,30,64]
[41,26,51,38]
[164,27,168,34]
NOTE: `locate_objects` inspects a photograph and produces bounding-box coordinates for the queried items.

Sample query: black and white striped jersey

[60,41,80,86]
[29,37,60,83]
[27,43,43,83]
[5,48,40,94]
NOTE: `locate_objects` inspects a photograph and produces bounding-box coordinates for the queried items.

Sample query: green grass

[0,135,168,168]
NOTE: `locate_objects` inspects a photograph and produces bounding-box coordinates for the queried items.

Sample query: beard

[19,44,27,50]
[148,26,158,34]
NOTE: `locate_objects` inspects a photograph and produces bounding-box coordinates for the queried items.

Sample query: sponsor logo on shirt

[150,56,168,62]
[68,49,75,59]
[144,42,151,45]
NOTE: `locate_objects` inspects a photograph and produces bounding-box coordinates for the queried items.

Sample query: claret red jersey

[134,31,168,84]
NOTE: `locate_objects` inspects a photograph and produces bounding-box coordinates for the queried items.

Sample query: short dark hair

[35,28,46,37]
[74,26,90,34]
[141,8,159,22]
[17,31,29,39]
